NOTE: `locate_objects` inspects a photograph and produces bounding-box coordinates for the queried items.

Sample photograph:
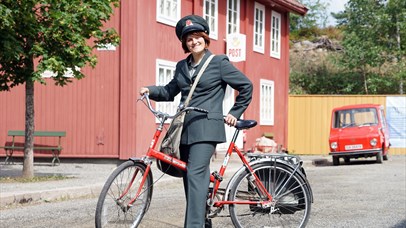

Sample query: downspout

[117,0,122,158]
[193,0,197,14]
[285,12,290,150]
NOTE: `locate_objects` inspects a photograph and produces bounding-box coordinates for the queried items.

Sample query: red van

[329,104,390,165]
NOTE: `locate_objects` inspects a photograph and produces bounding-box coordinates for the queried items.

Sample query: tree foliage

[0,0,120,90]
[290,0,406,95]
[338,0,405,94]
[290,52,401,94]
[289,0,328,40]
[0,0,120,177]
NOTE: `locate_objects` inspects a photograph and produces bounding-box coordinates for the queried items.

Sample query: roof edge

[265,0,309,16]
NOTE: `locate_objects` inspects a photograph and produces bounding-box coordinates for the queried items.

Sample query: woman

[139,15,253,228]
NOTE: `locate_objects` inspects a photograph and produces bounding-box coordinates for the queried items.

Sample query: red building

[0,0,307,160]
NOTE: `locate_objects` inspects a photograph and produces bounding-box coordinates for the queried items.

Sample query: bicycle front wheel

[229,162,311,228]
[95,160,153,228]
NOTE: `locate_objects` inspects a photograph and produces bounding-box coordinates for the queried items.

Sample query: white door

[217,86,244,151]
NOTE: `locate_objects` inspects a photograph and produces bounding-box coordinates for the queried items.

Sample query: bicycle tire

[229,161,311,228]
[95,160,153,228]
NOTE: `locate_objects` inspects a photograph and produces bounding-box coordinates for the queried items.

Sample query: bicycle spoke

[229,162,311,228]
[95,161,153,228]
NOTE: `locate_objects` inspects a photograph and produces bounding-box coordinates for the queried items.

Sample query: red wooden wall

[0,0,302,160]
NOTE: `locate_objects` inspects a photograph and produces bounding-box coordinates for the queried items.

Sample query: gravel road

[0,155,405,228]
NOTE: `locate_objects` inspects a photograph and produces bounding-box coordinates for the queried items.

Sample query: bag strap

[184,54,215,107]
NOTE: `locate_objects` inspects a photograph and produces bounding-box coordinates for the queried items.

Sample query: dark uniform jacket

[148,50,253,145]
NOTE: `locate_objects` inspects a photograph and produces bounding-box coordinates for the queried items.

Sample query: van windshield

[333,108,378,128]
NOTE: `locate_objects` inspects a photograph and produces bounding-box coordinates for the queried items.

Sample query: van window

[334,108,378,128]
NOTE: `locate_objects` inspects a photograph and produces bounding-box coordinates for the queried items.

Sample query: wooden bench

[1,130,66,166]
[263,132,274,139]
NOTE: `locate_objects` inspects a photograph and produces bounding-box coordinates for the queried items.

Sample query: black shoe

[205,218,212,228]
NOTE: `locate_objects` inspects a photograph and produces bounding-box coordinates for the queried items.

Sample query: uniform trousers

[180,142,216,228]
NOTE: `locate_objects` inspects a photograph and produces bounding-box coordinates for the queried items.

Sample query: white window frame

[253,2,265,54]
[260,79,275,125]
[156,59,181,123]
[203,0,218,40]
[227,0,240,34]
[270,11,281,59]
[156,0,181,27]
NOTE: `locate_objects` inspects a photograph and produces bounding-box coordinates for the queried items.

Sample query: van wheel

[376,150,383,164]
[383,148,388,161]
[333,156,339,166]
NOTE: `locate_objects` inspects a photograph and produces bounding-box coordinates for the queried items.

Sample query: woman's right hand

[139,87,149,96]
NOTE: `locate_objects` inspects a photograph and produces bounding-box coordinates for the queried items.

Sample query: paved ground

[0,154,319,208]
[0,154,405,228]
[0,154,244,208]
[0,158,120,208]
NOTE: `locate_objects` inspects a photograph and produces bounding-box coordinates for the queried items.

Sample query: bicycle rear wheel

[229,162,311,228]
[95,160,153,228]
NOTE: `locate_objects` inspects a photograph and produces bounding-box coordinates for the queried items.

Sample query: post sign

[226,33,246,62]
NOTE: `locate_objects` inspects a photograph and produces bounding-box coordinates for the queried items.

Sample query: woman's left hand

[224,114,237,127]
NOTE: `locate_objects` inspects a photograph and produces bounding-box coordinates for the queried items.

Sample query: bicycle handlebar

[138,93,208,121]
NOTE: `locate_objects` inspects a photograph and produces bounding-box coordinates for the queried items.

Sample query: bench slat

[7,130,66,137]
[0,146,61,150]
[32,147,62,150]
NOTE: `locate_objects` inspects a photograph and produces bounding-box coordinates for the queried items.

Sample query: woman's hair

[181,31,210,53]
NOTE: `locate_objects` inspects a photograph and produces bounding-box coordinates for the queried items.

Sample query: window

[253,2,265,53]
[334,108,378,128]
[204,0,218,40]
[270,11,281,59]
[156,59,181,122]
[380,108,387,128]
[227,0,240,34]
[156,0,181,26]
[260,79,274,125]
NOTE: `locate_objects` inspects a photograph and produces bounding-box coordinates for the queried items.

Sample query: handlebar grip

[194,107,209,113]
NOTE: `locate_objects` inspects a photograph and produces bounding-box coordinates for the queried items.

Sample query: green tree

[331,11,348,27]
[0,0,120,177]
[289,51,367,94]
[290,0,329,30]
[382,0,406,94]
[339,0,405,94]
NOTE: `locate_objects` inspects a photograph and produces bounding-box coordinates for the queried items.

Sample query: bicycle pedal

[211,171,223,181]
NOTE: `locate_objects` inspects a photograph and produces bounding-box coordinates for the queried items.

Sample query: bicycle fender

[129,157,149,166]
[128,157,154,179]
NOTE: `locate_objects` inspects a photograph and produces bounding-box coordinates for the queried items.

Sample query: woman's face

[186,34,206,54]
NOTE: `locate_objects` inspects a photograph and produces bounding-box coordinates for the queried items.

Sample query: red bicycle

[95,94,313,228]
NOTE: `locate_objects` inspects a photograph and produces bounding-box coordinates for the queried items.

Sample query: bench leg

[4,149,14,165]
[51,149,61,166]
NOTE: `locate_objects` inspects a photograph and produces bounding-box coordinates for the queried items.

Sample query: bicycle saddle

[235,119,257,130]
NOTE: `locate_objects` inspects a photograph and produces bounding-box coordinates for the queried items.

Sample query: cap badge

[185,19,193,27]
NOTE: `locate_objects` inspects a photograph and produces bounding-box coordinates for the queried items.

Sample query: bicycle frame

[206,129,273,208]
[128,122,273,210]
[126,94,273,209]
